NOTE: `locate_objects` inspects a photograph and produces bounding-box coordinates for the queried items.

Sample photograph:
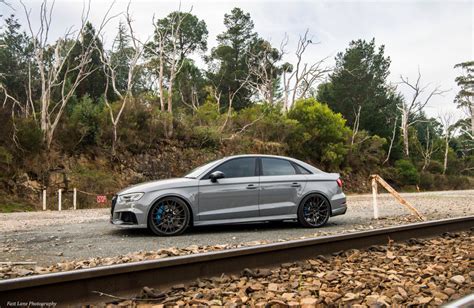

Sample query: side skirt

[193,214,297,226]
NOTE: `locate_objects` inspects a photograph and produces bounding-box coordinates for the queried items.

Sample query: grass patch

[0,197,35,213]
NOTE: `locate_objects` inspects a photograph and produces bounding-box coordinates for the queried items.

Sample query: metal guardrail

[0,216,473,305]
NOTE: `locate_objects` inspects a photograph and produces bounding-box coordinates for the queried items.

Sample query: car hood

[117,178,197,195]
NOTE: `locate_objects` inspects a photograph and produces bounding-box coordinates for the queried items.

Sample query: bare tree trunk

[401,110,409,157]
[443,135,449,175]
[351,105,361,146]
[471,104,474,136]
[398,70,448,158]
[383,116,398,165]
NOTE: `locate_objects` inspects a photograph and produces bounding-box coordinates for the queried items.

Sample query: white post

[58,189,62,211]
[42,190,47,211]
[73,188,77,210]
[372,178,378,219]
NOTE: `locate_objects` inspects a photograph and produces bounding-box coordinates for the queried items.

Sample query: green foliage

[71,95,102,146]
[16,118,43,154]
[208,7,258,110]
[395,159,419,185]
[317,38,399,139]
[288,98,350,170]
[347,131,386,172]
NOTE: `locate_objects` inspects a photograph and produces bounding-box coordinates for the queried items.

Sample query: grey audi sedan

[111,154,347,236]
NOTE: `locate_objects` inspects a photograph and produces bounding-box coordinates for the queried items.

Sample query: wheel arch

[298,190,333,215]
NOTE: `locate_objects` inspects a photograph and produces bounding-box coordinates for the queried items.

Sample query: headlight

[118,192,144,203]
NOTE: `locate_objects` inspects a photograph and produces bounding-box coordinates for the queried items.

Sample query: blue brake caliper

[155,204,165,223]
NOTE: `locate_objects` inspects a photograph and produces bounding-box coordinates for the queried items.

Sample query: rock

[342,292,359,302]
[300,297,317,306]
[444,287,456,296]
[268,283,279,292]
[450,275,465,285]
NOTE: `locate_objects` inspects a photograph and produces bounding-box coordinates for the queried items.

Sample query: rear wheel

[148,197,190,236]
[297,194,330,228]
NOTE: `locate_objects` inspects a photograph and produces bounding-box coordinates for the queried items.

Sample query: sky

[2,0,473,119]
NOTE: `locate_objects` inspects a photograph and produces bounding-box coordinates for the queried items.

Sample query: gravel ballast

[103,231,473,307]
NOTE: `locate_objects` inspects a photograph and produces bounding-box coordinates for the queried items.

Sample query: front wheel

[148,197,190,236]
[297,194,331,228]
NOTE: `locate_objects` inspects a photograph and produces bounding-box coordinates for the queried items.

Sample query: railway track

[0,216,473,305]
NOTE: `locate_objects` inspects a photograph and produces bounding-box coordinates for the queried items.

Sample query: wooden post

[58,189,62,211]
[73,188,77,210]
[372,177,379,219]
[370,174,425,221]
[42,190,47,211]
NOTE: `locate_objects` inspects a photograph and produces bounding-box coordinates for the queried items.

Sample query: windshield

[184,159,222,178]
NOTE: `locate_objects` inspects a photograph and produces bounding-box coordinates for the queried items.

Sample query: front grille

[111,195,117,216]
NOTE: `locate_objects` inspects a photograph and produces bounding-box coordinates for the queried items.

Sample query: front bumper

[110,195,148,228]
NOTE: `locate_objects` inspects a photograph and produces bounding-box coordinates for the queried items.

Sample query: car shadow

[108,220,340,238]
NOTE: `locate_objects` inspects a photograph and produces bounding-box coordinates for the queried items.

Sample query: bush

[419,171,434,190]
[288,98,351,170]
[347,131,386,172]
[426,160,444,174]
[395,159,419,185]
[16,118,44,154]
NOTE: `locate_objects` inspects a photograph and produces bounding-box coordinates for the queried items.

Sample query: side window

[294,163,312,174]
[209,158,256,179]
[262,158,297,176]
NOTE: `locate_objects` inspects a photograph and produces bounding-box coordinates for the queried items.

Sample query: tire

[297,193,331,228]
[148,197,190,236]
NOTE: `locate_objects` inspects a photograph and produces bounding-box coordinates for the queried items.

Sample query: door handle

[291,183,301,188]
[246,184,258,189]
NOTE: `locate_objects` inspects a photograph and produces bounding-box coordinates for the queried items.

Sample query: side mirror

[209,171,225,183]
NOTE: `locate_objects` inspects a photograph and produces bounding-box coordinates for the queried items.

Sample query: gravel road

[1,190,472,267]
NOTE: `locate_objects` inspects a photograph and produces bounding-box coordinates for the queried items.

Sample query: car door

[197,157,259,221]
[258,157,307,217]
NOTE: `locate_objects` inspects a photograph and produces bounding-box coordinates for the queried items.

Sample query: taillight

[336,178,343,187]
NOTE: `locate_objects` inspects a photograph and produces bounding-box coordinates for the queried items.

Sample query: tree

[398,70,446,157]
[317,38,398,139]
[454,61,474,135]
[281,30,330,111]
[1,1,113,149]
[0,15,35,117]
[247,38,283,105]
[100,10,145,155]
[438,112,458,174]
[288,98,351,170]
[66,22,107,100]
[207,8,257,111]
[148,11,208,113]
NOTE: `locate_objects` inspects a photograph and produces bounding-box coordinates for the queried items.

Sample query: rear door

[197,157,259,221]
[258,157,307,217]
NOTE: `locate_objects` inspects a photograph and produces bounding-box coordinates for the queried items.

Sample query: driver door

[197,157,259,221]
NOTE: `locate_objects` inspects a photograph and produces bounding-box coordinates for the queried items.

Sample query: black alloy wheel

[148,197,190,236]
[298,194,330,228]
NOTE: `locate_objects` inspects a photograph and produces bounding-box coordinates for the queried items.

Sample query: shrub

[426,160,444,174]
[288,98,351,170]
[419,171,434,190]
[16,118,44,154]
[395,159,419,185]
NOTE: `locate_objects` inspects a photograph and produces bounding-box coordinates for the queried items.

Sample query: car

[111,154,347,236]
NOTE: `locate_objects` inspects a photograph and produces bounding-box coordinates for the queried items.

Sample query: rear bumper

[330,193,347,217]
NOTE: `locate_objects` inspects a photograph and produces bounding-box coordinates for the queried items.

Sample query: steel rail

[1,216,473,305]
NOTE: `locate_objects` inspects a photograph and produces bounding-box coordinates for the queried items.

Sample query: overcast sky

[3,0,473,118]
